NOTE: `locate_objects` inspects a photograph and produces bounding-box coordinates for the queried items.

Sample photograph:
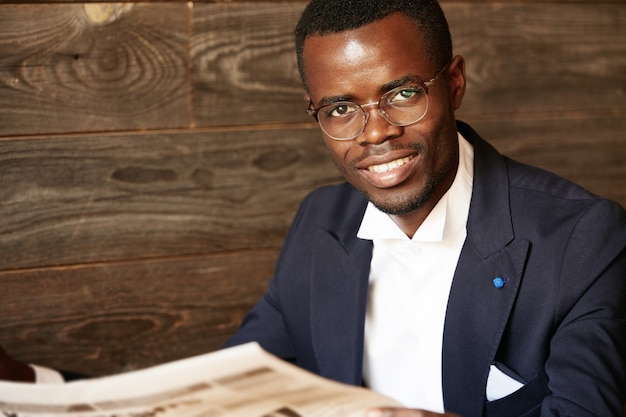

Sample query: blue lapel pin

[493,277,507,289]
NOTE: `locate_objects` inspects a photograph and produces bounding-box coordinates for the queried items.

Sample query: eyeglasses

[307,60,450,141]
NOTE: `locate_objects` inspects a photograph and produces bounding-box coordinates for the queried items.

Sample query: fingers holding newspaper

[0,345,35,383]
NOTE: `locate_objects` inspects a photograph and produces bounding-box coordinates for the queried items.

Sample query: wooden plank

[447,3,626,118]
[0,3,190,136]
[191,3,625,125]
[464,116,626,208]
[0,127,342,270]
[0,250,276,376]
[192,3,309,127]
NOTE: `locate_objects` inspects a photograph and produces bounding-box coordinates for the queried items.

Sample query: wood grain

[448,3,626,118]
[192,3,309,127]
[2,3,624,132]
[0,127,341,270]
[191,3,626,125]
[0,3,190,136]
[0,250,275,376]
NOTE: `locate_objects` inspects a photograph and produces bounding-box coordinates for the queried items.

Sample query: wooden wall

[0,1,624,377]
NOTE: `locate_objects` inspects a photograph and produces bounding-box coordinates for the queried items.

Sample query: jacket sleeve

[541,198,626,416]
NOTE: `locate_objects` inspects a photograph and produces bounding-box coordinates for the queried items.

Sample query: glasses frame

[307,59,451,141]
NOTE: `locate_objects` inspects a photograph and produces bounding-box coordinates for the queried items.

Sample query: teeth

[368,156,413,173]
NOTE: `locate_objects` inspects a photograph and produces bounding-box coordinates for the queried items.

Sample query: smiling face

[302,13,466,236]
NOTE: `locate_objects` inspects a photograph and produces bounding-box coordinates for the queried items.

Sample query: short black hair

[295,0,453,91]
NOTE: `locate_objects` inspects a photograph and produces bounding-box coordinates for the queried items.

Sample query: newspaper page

[0,342,401,417]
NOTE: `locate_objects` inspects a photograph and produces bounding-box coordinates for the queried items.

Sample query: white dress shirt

[358,133,474,412]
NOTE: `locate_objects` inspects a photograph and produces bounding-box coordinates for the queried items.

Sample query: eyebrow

[315,74,425,108]
[381,74,423,91]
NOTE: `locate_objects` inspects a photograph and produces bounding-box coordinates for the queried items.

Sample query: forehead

[302,13,432,100]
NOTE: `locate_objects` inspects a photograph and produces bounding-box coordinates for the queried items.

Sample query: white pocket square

[486,363,525,401]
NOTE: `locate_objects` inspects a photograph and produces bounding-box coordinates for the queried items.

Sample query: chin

[370,196,428,216]
[365,183,436,216]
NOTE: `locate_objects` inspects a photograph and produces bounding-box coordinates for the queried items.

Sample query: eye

[388,86,426,105]
[324,102,359,118]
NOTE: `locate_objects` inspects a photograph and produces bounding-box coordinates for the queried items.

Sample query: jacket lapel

[442,124,530,416]
[442,238,529,416]
[309,202,372,385]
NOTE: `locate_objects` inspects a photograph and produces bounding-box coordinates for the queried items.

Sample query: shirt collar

[357,131,474,242]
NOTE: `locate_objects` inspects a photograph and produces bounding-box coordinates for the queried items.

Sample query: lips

[367,156,414,173]
[359,153,419,189]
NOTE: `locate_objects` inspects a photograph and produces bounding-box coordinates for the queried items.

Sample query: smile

[367,156,414,173]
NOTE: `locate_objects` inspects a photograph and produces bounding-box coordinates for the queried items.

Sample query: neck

[389,198,441,239]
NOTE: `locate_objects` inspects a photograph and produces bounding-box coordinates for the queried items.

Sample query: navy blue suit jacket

[226,122,626,417]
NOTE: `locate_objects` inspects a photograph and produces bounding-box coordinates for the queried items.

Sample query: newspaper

[0,342,401,417]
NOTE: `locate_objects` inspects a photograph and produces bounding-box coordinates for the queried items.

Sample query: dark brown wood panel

[1,2,623,133]
[191,3,626,127]
[0,3,190,136]
[0,250,275,376]
[192,2,309,127]
[448,3,626,118]
[0,127,341,270]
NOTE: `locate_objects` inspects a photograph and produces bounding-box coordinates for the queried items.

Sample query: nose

[355,105,403,146]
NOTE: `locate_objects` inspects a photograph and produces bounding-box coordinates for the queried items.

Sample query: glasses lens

[314,85,429,140]
[317,102,365,140]
[381,85,429,126]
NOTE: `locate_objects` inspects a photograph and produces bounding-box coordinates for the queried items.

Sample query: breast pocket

[486,363,525,401]
[485,372,550,417]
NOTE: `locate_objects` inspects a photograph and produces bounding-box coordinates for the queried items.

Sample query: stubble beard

[366,175,440,215]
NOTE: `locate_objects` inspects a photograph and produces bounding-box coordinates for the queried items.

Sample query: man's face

[302,13,465,219]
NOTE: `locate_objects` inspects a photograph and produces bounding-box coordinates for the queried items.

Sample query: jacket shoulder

[505,157,603,202]
[297,182,368,228]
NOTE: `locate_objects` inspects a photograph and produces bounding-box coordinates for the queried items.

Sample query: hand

[0,345,35,382]
[366,408,460,417]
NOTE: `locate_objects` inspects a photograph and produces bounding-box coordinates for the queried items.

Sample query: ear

[447,55,466,111]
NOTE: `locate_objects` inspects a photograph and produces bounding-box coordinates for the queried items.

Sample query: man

[2,1,625,416]
[223,0,626,416]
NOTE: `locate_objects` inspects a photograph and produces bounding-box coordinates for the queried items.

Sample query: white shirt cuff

[30,364,65,384]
